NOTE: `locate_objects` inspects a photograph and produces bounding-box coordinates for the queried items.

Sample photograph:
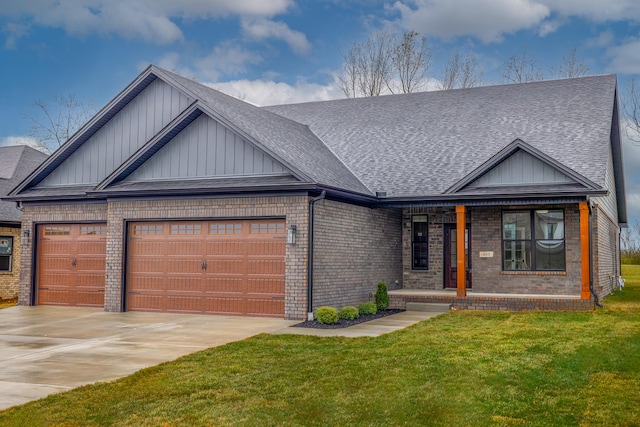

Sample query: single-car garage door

[126,219,286,317]
[37,223,107,307]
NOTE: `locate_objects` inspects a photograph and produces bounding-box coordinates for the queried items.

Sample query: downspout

[588,198,603,308]
[307,190,326,320]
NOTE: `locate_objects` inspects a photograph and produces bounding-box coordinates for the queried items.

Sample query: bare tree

[390,30,433,94]
[553,47,590,79]
[501,49,544,83]
[623,78,640,144]
[439,52,483,90]
[621,220,640,264]
[338,30,394,98]
[27,94,96,154]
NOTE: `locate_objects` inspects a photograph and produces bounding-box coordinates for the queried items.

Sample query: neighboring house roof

[0,145,48,224]
[6,66,626,224]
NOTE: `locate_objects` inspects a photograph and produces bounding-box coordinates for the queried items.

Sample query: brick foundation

[389,293,595,311]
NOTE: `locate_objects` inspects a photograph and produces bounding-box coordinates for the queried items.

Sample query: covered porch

[393,201,595,311]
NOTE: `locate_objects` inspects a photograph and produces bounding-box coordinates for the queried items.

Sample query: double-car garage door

[36,219,286,317]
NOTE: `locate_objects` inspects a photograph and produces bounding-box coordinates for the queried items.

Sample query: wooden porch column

[579,202,591,300]
[456,205,467,297]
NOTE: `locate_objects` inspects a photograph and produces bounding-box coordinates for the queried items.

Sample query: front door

[444,224,471,289]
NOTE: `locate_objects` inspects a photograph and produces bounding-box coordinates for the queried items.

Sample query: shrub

[375,281,389,310]
[338,306,359,320]
[315,306,339,324]
[358,302,377,315]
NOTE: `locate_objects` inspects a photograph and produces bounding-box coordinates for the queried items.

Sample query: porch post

[455,205,467,297]
[579,202,591,300]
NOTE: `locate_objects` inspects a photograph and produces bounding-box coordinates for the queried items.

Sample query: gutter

[307,190,326,320]
[588,198,603,308]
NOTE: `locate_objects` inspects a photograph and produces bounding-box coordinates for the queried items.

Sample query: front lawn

[2,267,640,426]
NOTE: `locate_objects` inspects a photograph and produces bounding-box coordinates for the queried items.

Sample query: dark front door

[444,224,471,289]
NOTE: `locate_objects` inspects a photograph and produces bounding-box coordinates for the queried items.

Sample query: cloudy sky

[0,0,639,222]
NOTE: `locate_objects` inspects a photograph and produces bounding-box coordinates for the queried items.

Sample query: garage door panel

[37,223,107,307]
[206,240,245,255]
[129,258,167,274]
[204,277,245,294]
[246,240,285,256]
[202,297,244,315]
[247,259,285,275]
[127,219,285,316]
[246,299,284,317]
[247,278,285,295]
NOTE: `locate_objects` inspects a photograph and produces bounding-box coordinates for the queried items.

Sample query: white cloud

[587,30,615,48]
[241,17,311,54]
[2,22,29,49]
[390,0,550,43]
[606,39,640,74]
[0,0,294,45]
[390,0,640,44]
[208,79,344,106]
[540,0,640,22]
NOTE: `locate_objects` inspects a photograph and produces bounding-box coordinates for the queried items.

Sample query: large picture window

[502,210,565,271]
[412,215,428,270]
[0,236,13,272]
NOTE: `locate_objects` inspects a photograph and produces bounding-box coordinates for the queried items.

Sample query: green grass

[2,267,640,426]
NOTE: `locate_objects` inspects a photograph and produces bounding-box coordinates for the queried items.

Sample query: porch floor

[389,289,581,300]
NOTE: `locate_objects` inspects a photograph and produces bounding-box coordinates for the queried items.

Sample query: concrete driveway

[0,306,296,410]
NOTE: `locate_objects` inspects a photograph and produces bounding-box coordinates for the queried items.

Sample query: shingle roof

[265,75,617,198]
[0,146,48,222]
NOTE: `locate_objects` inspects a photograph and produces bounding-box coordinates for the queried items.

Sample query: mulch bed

[293,309,404,329]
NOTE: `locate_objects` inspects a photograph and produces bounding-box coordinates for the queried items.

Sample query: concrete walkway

[0,306,296,410]
[0,306,441,410]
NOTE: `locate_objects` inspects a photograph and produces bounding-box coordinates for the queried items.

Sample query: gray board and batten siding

[36,79,193,187]
[468,149,574,188]
[125,114,288,181]
[591,145,619,224]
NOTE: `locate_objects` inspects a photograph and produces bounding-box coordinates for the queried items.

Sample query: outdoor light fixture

[287,225,297,244]
[22,229,30,238]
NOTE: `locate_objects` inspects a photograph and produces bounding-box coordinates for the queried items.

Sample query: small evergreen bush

[375,281,389,310]
[358,301,377,315]
[315,306,339,324]
[338,306,359,320]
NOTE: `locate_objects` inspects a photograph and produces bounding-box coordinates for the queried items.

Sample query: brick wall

[0,227,21,299]
[401,204,583,296]
[592,204,621,298]
[19,197,309,320]
[19,203,109,306]
[312,199,402,310]
[471,205,582,295]
[105,196,309,319]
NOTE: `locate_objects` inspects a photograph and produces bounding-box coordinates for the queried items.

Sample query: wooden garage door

[37,224,107,307]
[127,219,286,317]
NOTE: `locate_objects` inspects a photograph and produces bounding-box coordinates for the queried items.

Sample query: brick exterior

[0,227,21,300]
[19,197,309,320]
[592,204,621,299]
[312,199,402,310]
[402,204,584,296]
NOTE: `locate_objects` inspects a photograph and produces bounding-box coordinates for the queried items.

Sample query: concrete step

[406,302,452,313]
